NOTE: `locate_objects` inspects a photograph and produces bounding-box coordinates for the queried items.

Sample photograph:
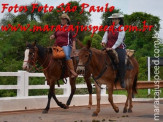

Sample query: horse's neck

[37,48,51,68]
[90,50,108,75]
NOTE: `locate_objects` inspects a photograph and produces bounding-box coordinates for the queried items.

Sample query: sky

[0,0,163,39]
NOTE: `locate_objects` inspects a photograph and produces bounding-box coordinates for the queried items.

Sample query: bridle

[23,47,52,72]
[77,49,92,68]
[77,49,110,89]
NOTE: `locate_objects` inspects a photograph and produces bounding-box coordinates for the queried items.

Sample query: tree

[25,1,44,21]
[0,13,15,25]
[83,34,102,49]
[98,8,121,37]
[124,12,160,80]
[42,1,91,41]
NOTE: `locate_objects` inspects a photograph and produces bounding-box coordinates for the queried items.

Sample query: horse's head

[22,41,39,71]
[77,40,92,75]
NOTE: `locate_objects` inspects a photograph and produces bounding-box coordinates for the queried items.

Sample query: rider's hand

[72,47,76,56]
[50,35,55,40]
[101,42,106,47]
[72,47,76,53]
[106,48,113,51]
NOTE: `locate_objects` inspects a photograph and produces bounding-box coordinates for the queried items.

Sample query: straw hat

[60,13,70,22]
[108,13,124,18]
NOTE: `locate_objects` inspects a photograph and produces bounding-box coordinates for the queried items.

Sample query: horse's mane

[26,44,48,59]
[90,48,118,62]
[36,45,48,59]
[90,48,106,57]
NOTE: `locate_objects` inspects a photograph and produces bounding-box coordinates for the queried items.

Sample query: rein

[78,49,110,89]
[92,56,109,81]
[24,47,52,72]
[78,49,92,68]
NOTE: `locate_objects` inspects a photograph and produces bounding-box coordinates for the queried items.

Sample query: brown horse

[77,40,139,116]
[22,41,93,113]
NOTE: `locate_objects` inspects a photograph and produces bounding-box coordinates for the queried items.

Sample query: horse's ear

[76,39,84,48]
[32,40,37,46]
[26,41,29,46]
[48,47,52,54]
[86,40,92,49]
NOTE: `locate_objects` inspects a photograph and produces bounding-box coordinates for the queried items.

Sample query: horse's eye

[29,52,33,55]
[85,55,88,57]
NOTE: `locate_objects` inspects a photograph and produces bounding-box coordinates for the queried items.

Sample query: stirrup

[120,81,126,88]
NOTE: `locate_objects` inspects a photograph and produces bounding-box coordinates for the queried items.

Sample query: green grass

[113,88,163,98]
[29,89,63,96]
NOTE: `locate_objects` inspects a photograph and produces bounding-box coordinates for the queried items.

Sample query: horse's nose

[77,66,85,74]
[22,66,28,70]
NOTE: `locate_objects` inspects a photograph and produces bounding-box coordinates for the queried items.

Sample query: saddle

[125,49,135,70]
[50,47,78,85]
[107,49,134,70]
[52,46,65,59]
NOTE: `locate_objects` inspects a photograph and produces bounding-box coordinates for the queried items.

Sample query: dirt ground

[0,101,162,122]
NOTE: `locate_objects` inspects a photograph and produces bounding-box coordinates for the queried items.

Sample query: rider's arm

[101,31,108,44]
[102,26,110,44]
[70,31,76,50]
[72,40,76,50]
[112,27,125,49]
[50,31,55,40]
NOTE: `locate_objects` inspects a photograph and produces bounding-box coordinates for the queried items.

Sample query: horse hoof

[88,105,91,110]
[42,109,48,114]
[115,108,119,113]
[128,109,132,113]
[123,108,127,113]
[59,102,68,109]
[64,105,69,109]
[62,104,68,109]
[92,112,98,116]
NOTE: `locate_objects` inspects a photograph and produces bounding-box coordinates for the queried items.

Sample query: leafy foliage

[0,2,162,97]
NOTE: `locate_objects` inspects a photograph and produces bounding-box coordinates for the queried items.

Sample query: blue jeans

[62,45,72,60]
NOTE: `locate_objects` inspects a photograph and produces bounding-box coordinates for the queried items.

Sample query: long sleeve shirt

[101,24,125,49]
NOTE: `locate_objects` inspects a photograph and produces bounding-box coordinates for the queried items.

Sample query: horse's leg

[123,88,129,113]
[128,81,133,113]
[66,77,76,107]
[42,82,53,113]
[51,81,67,109]
[92,83,101,116]
[123,79,129,113]
[84,75,92,109]
[107,83,119,113]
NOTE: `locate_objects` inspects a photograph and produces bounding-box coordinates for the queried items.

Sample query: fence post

[63,78,71,96]
[24,71,29,97]
[148,57,151,95]
[17,70,26,97]
[101,85,106,95]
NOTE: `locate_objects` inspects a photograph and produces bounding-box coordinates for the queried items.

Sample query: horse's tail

[133,73,138,94]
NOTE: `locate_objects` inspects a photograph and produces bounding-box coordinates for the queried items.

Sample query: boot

[120,78,126,88]
[66,59,78,78]
[117,65,126,88]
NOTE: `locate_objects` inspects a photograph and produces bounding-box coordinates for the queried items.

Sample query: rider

[50,13,78,78]
[101,13,126,88]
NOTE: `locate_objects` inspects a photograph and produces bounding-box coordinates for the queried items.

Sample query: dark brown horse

[77,40,139,116]
[22,41,93,113]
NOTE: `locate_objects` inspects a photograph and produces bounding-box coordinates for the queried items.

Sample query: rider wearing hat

[101,13,126,88]
[50,13,78,78]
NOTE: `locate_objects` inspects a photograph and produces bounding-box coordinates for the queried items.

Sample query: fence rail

[0,71,107,97]
[0,71,162,98]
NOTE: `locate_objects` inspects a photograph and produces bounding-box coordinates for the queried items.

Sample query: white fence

[0,70,107,97]
[0,71,127,112]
